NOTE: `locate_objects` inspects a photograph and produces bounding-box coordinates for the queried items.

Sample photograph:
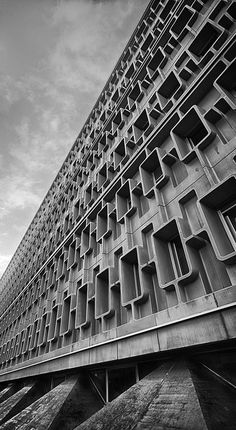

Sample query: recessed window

[187,122,208,148]
[169,235,188,277]
[127,197,132,211]
[189,23,220,58]
[221,202,236,242]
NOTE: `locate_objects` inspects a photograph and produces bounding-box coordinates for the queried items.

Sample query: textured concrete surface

[0,384,34,425]
[75,359,236,430]
[134,362,207,430]
[51,376,104,430]
[75,362,174,430]
[0,358,235,429]
[0,386,14,404]
[75,361,210,430]
[0,377,78,430]
[0,0,235,426]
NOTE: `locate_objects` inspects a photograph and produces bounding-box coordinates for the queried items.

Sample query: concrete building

[0,0,235,428]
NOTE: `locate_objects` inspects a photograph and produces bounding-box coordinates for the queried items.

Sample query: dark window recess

[108,367,136,401]
[133,264,141,297]
[159,0,175,21]
[158,72,180,99]
[209,1,226,21]
[153,165,162,180]
[127,197,132,211]
[134,110,149,131]
[228,3,236,19]
[216,60,236,93]
[148,48,165,72]
[189,23,219,57]
[90,370,106,402]
[222,202,236,242]
[224,41,236,62]
[172,7,193,36]
[187,122,208,148]
[121,248,142,303]
[169,236,188,277]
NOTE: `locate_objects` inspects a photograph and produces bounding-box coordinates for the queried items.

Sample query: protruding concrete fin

[0,384,35,425]
[0,377,78,430]
[0,386,14,404]
[134,360,207,430]
[75,362,173,430]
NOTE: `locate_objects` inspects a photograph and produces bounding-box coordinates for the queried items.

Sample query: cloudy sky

[0,0,149,277]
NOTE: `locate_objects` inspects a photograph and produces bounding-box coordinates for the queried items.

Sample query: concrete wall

[0,0,235,379]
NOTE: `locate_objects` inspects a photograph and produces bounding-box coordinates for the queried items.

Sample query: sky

[0,0,149,277]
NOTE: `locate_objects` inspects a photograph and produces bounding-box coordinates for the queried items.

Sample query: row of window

[1,0,230,307]
[1,188,235,352]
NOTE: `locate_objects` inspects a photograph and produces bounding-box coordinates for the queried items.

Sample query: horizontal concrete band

[0,302,235,383]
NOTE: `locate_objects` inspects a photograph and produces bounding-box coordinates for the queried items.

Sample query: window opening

[221,201,236,243]
[169,235,188,277]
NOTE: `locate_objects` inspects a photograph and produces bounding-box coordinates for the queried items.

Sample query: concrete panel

[89,342,118,366]
[82,331,120,365]
[116,315,156,337]
[214,286,236,307]
[158,313,228,351]
[221,308,236,339]
[117,331,159,360]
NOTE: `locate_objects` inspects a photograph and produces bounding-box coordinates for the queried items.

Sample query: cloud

[49,0,145,92]
[0,0,149,278]
[0,173,41,215]
[0,255,12,278]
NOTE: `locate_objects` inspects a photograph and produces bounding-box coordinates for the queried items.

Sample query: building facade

[0,0,235,410]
